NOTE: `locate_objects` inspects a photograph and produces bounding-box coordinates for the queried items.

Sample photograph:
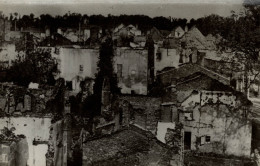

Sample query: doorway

[184,132,191,150]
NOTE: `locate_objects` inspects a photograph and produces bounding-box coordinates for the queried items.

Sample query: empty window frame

[184,112,193,121]
[117,64,122,78]
[206,136,211,143]
[156,52,162,61]
[79,65,84,72]
[200,135,211,145]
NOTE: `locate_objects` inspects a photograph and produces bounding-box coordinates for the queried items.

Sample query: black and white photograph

[0,0,259,165]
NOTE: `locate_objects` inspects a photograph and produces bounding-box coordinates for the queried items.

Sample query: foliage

[6,48,58,87]
[93,37,120,106]
[186,4,260,96]
[8,12,189,33]
[93,39,118,114]
[15,33,35,53]
[217,6,260,95]
[0,127,25,141]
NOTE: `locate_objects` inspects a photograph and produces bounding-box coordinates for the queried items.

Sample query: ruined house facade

[0,43,18,69]
[158,64,253,158]
[179,90,251,157]
[114,47,148,95]
[0,17,11,40]
[0,141,16,166]
[58,48,99,92]
[0,83,55,166]
[41,46,149,95]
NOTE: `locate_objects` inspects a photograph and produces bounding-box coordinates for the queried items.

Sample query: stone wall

[118,95,161,135]
[0,83,55,117]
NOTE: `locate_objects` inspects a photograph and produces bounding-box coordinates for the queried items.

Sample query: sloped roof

[177,90,194,103]
[167,26,185,38]
[204,51,234,62]
[133,36,146,43]
[83,129,172,165]
[21,27,44,33]
[148,27,164,42]
[181,26,213,50]
[157,63,230,86]
[113,24,125,33]
[176,72,252,106]
[39,33,73,47]
[160,30,171,37]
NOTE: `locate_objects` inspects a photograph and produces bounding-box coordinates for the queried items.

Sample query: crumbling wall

[0,138,28,166]
[180,91,237,110]
[0,117,51,166]
[118,95,161,134]
[59,48,99,81]
[47,115,72,166]
[180,90,252,157]
[0,83,54,117]
[114,48,148,95]
[0,43,20,69]
[154,48,180,74]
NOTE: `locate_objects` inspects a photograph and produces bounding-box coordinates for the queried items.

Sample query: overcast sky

[0,0,246,20]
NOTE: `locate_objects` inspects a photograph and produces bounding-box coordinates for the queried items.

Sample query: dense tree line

[7,13,190,33]
[5,11,253,38]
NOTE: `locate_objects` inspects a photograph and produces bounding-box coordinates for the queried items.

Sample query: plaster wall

[0,117,52,166]
[181,91,251,157]
[114,48,148,95]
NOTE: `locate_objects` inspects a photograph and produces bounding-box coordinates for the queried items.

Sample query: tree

[92,37,120,114]
[217,5,260,97]
[6,48,58,87]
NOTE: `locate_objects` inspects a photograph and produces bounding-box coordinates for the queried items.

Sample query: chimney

[45,27,50,37]
[185,25,188,33]
[57,28,62,35]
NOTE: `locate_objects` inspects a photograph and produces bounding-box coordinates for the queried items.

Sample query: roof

[176,73,252,106]
[174,26,184,32]
[160,30,171,37]
[83,129,174,165]
[180,26,215,50]
[113,24,125,33]
[204,51,234,62]
[133,36,146,43]
[148,27,164,42]
[177,90,194,103]
[39,33,73,47]
[157,63,230,86]
[21,27,44,33]
[167,26,185,38]
[83,130,149,164]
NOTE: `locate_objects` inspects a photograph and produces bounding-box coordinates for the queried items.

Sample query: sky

[0,0,247,20]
